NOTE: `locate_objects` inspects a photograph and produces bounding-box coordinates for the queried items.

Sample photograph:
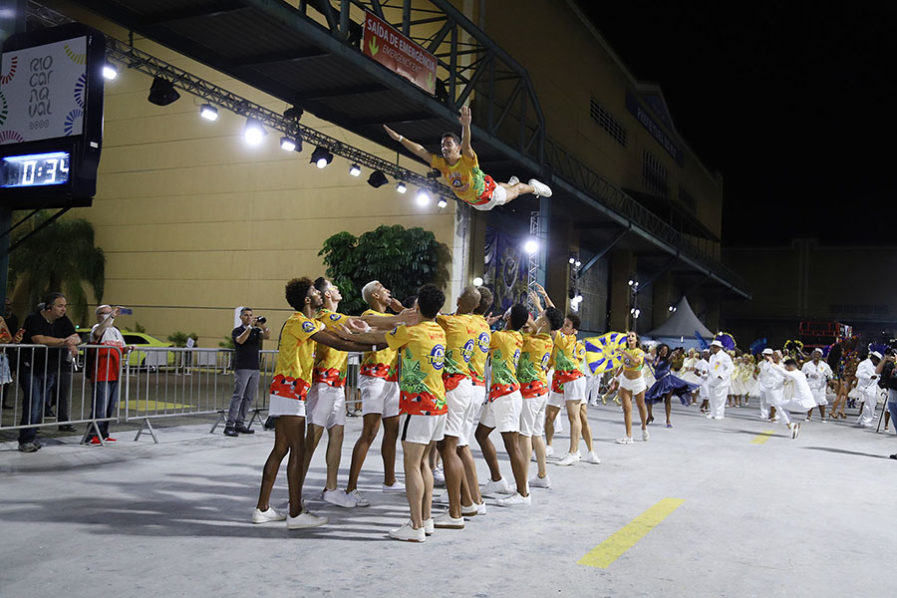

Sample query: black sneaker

[223,426,239,437]
[263,416,277,430]
[890,453,897,460]
[18,442,40,453]
[235,424,255,434]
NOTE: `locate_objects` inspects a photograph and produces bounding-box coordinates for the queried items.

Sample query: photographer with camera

[874,350,897,458]
[225,307,270,437]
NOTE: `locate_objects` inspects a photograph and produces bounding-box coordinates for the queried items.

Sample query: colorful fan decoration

[714,332,736,351]
[584,332,628,374]
[783,339,804,357]
[748,337,768,354]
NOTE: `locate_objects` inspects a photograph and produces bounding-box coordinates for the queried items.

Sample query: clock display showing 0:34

[0,151,71,188]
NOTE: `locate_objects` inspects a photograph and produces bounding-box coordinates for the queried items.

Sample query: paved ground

[1,401,894,597]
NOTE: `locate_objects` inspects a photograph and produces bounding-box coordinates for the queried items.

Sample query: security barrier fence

[0,345,363,446]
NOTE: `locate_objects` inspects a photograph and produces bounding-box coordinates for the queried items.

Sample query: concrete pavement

[1,402,894,597]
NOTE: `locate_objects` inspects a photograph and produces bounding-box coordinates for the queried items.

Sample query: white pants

[857,387,877,427]
[709,383,729,418]
[758,390,770,420]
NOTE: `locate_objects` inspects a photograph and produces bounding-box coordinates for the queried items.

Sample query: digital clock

[1,152,71,188]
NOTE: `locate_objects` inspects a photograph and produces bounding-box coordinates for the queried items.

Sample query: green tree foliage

[167,331,198,347]
[8,210,105,326]
[318,225,449,315]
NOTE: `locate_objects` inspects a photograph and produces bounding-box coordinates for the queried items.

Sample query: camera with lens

[256,316,267,325]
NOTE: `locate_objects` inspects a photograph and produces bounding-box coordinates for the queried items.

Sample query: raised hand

[382,124,401,141]
[458,105,472,126]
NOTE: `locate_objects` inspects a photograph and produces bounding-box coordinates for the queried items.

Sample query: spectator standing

[0,313,24,409]
[225,307,269,436]
[85,305,131,444]
[17,293,80,452]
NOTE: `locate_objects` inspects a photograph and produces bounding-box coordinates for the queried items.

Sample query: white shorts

[306,383,346,428]
[463,384,487,446]
[520,392,548,437]
[563,376,587,403]
[619,374,647,395]
[810,387,828,406]
[359,375,400,418]
[268,395,306,418]
[470,183,508,211]
[547,391,566,408]
[480,391,523,433]
[401,413,446,445]
[444,377,473,441]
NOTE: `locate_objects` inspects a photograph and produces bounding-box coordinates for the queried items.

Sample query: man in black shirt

[18,293,81,452]
[225,307,269,436]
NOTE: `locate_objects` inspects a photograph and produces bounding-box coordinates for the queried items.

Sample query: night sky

[575,1,897,246]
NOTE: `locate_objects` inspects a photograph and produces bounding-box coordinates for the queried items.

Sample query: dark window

[643,150,668,197]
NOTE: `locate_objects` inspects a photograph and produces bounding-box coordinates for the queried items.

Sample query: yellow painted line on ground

[751,429,777,445]
[578,498,685,569]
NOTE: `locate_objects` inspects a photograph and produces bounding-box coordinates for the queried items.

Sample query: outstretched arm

[383,124,433,163]
[534,282,554,309]
[312,329,385,353]
[459,106,474,157]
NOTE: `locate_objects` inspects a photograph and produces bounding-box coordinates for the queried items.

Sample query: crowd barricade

[0,343,123,446]
[2,344,365,447]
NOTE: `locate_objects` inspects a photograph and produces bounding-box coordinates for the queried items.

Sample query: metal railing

[0,344,124,446]
[2,344,365,447]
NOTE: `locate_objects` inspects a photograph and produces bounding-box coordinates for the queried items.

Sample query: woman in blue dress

[645,344,699,428]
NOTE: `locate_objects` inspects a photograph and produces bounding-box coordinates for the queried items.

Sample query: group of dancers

[597,340,895,441]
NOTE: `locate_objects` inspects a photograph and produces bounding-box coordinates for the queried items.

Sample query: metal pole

[0,0,27,308]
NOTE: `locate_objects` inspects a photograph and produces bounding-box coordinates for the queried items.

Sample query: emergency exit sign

[362,11,437,95]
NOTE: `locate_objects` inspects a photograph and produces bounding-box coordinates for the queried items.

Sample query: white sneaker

[432,466,445,486]
[555,451,580,466]
[433,511,465,529]
[346,489,370,507]
[287,511,327,529]
[528,178,552,198]
[481,477,513,496]
[382,481,405,494]
[616,436,634,445]
[583,451,601,464]
[507,175,520,185]
[495,492,532,507]
[791,422,801,439]
[461,503,479,516]
[322,488,356,508]
[528,474,551,488]
[545,445,554,458]
[423,517,435,535]
[642,429,650,441]
[388,521,425,542]
[476,501,487,515]
[252,506,286,523]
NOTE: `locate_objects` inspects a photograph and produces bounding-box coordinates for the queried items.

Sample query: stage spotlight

[367,170,389,188]
[436,197,448,208]
[102,63,118,80]
[349,164,362,176]
[148,77,180,106]
[473,276,484,287]
[280,137,297,151]
[310,146,333,168]
[243,118,267,146]
[415,189,430,206]
[523,238,539,255]
[200,104,218,121]
[396,181,408,194]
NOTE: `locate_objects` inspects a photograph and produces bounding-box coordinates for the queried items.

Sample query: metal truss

[277,0,545,163]
[543,138,749,296]
[26,1,456,200]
